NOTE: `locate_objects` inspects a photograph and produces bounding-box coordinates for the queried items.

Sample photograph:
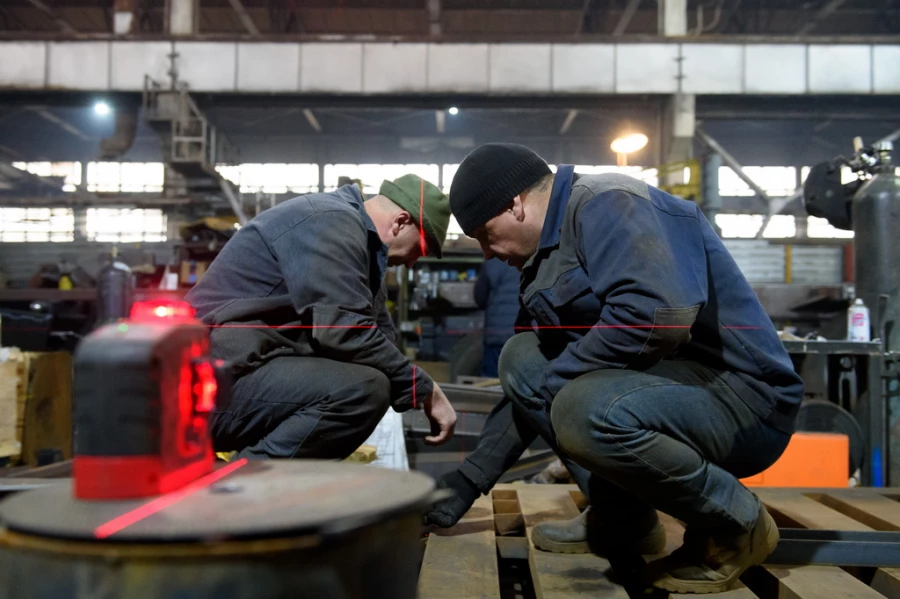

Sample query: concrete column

[114,0,134,34]
[73,207,88,242]
[658,0,687,36]
[169,0,199,36]
[660,93,695,186]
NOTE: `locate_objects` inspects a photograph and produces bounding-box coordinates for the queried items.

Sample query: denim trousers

[459,332,791,533]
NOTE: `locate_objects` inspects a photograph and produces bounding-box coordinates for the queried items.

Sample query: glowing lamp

[130,300,196,322]
[610,132,649,155]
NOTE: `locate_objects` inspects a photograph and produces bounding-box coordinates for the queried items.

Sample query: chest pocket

[524,266,593,326]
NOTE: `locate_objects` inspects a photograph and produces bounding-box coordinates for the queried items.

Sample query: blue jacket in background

[475,258,521,347]
[518,166,804,434]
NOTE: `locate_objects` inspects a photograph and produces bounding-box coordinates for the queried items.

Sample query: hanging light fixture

[610,132,649,166]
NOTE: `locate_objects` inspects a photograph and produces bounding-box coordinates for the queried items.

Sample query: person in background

[474,257,520,377]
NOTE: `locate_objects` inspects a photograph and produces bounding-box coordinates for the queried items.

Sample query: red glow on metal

[130,300,196,321]
[74,455,212,500]
[193,361,217,413]
[177,353,198,458]
[93,458,249,539]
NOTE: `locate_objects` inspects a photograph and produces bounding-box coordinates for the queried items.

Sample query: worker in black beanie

[426,143,804,594]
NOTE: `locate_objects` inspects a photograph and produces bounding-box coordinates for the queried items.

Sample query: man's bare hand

[424,383,457,445]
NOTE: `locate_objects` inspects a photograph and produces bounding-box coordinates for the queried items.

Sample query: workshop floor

[418,484,900,599]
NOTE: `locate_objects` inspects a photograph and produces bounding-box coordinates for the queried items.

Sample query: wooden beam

[612,0,642,36]
[25,0,76,33]
[798,0,848,35]
[418,495,500,599]
[227,0,260,35]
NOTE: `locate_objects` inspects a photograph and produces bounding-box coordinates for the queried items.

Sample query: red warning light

[193,361,217,413]
[130,300,196,322]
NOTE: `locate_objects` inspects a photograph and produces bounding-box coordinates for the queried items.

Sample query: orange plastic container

[740,432,849,488]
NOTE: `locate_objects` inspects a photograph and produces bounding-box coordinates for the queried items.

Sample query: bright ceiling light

[93,101,111,116]
[448,107,459,115]
[610,132,648,155]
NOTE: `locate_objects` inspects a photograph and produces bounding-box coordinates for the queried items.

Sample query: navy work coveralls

[459,166,804,534]
[187,185,433,460]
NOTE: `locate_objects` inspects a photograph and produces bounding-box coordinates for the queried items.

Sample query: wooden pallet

[418,484,900,599]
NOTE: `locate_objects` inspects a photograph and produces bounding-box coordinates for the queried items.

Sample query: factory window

[0,208,75,242]
[215,163,319,194]
[11,162,81,192]
[807,216,854,239]
[85,208,167,243]
[719,167,797,197]
[324,164,440,193]
[86,162,164,193]
[715,214,795,238]
[442,164,459,193]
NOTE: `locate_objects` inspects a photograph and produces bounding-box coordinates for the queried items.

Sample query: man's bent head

[449,144,553,269]
[370,174,450,267]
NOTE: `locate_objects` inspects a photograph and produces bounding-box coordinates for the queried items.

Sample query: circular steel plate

[0,461,434,542]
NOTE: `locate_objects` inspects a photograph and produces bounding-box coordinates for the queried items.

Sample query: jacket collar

[345,184,389,281]
[538,164,576,250]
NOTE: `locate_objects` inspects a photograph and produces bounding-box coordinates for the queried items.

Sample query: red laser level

[73,299,230,500]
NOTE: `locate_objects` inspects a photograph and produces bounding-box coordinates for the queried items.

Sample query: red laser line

[206,324,376,329]
[93,458,248,540]
[513,325,763,330]
[412,365,418,409]
[419,178,427,257]
[514,325,692,330]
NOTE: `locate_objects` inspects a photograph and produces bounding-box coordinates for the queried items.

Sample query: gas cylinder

[852,142,900,350]
[96,247,133,324]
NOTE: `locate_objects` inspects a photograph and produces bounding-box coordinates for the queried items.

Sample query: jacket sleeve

[374,285,398,346]
[270,210,432,411]
[539,191,708,400]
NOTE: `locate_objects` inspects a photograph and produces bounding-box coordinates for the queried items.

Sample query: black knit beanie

[449,143,552,235]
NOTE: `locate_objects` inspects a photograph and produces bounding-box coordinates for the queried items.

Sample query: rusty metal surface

[0,460,434,542]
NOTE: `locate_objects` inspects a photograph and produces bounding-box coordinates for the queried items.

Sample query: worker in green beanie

[187,173,456,461]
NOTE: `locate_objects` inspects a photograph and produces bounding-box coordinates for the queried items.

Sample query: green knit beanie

[379,174,451,258]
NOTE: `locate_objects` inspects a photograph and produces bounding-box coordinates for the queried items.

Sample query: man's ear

[392,210,414,235]
[510,196,526,222]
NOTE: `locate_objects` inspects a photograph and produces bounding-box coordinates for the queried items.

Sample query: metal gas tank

[0,460,435,599]
[852,171,900,351]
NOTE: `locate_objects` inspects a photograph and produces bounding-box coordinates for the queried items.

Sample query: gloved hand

[424,470,481,528]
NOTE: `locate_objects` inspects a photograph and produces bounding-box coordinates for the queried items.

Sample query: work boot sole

[651,507,780,594]
[531,528,591,554]
[531,523,668,556]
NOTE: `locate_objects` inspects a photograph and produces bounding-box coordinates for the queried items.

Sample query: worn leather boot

[646,502,779,594]
[531,507,667,555]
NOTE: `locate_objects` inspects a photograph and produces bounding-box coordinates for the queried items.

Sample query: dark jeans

[211,356,391,460]
[459,332,791,533]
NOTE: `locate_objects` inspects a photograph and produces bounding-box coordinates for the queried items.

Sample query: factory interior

[2,0,900,598]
